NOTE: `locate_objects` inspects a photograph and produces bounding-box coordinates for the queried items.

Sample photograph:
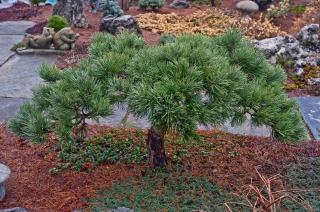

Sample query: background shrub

[47,15,69,32]
[30,0,46,6]
[138,0,164,10]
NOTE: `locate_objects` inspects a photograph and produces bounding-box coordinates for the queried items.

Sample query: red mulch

[0,2,39,22]
[55,44,89,70]
[0,125,146,212]
[1,125,320,211]
[25,21,47,35]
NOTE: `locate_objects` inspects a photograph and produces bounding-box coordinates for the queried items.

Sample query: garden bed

[0,2,39,22]
[1,1,320,211]
[1,125,320,211]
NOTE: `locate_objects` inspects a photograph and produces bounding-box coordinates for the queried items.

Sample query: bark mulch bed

[0,2,40,22]
[1,125,320,211]
[0,125,145,212]
[25,21,47,35]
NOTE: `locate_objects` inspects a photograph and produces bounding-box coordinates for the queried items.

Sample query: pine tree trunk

[53,0,88,28]
[146,128,166,168]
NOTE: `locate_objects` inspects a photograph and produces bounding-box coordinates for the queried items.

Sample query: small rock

[297,24,320,46]
[108,207,133,212]
[236,0,259,13]
[295,68,304,76]
[253,36,285,59]
[169,0,189,9]
[0,164,10,201]
[100,15,142,35]
[307,78,320,85]
[0,208,27,212]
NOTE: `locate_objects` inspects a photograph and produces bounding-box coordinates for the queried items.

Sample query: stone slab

[0,54,57,98]
[0,208,27,212]
[16,48,66,55]
[0,164,10,183]
[0,97,29,122]
[0,35,24,65]
[296,96,320,140]
[0,21,34,35]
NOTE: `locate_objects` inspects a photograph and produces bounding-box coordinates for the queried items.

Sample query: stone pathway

[0,21,57,122]
[297,96,320,140]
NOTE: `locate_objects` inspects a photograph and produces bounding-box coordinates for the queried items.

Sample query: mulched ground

[1,1,320,211]
[0,2,39,22]
[0,125,320,211]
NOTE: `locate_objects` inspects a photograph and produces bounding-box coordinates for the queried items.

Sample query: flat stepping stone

[0,97,29,123]
[0,21,35,35]
[0,21,35,65]
[296,96,320,140]
[0,35,22,65]
[0,54,57,98]
[0,163,10,201]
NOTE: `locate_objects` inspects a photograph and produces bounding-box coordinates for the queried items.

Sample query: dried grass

[137,9,285,39]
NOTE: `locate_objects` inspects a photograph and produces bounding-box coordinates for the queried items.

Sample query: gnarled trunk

[146,128,166,168]
[53,0,88,28]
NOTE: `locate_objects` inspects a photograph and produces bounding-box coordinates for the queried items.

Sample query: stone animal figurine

[25,27,55,49]
[53,27,79,51]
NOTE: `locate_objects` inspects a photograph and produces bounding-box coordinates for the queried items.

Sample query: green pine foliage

[47,15,69,32]
[10,30,306,154]
[38,64,63,83]
[138,0,164,10]
[9,102,49,143]
[128,30,306,141]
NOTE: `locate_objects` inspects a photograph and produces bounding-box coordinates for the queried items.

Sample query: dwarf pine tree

[128,31,306,167]
[10,31,306,168]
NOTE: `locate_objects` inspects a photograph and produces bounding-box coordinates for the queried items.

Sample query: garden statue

[53,27,79,50]
[25,27,55,49]
[0,163,10,201]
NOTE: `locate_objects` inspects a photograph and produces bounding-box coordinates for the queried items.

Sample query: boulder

[252,36,285,59]
[253,32,318,76]
[169,0,189,9]
[297,24,320,46]
[100,15,142,35]
[236,0,259,13]
[0,164,10,201]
